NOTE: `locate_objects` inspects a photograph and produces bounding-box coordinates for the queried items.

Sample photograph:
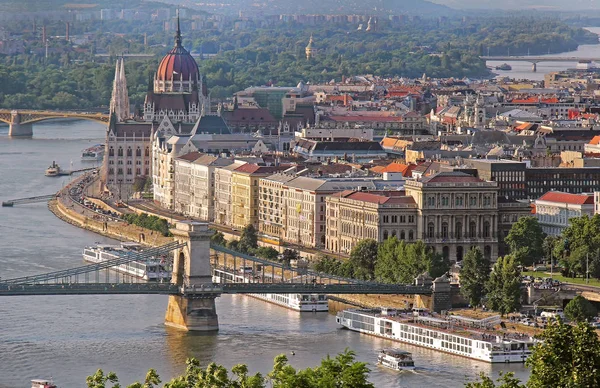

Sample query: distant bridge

[480,56,600,72]
[0,110,109,137]
[0,222,437,331]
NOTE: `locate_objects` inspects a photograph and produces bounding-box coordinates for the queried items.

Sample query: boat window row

[343,312,375,325]
[441,341,471,354]
[398,331,434,345]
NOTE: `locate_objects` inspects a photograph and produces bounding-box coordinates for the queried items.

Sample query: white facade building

[535,191,594,236]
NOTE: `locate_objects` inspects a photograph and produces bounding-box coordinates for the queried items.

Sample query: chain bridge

[0,109,109,137]
[0,221,434,331]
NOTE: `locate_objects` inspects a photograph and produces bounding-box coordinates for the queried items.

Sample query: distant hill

[430,0,600,10]
[163,0,455,16]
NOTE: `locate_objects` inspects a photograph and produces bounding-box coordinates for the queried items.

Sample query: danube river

[485,27,600,81]
[0,121,530,387]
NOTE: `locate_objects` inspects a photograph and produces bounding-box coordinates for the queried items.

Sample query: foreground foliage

[466,320,600,387]
[485,255,521,316]
[459,247,491,308]
[86,349,373,388]
[122,213,170,236]
[313,238,450,283]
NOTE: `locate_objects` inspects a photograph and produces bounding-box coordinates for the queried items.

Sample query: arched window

[428,222,435,238]
[456,222,462,239]
[484,245,492,260]
[383,230,389,240]
[126,147,132,157]
[409,230,414,240]
[483,221,491,238]
[118,147,123,157]
[392,230,397,238]
[456,246,464,261]
[469,221,477,238]
[400,231,405,240]
[145,147,150,157]
[109,147,114,157]
[442,222,449,239]
[136,147,142,157]
[442,246,450,260]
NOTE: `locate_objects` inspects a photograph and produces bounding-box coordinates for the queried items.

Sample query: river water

[486,27,600,81]
[0,121,531,387]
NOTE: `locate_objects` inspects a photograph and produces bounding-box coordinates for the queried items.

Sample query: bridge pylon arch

[165,221,219,331]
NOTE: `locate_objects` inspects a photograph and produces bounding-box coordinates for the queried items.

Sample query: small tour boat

[45,161,61,177]
[495,63,512,71]
[31,379,57,388]
[377,348,415,371]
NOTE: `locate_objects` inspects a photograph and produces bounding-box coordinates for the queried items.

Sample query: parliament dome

[156,22,199,82]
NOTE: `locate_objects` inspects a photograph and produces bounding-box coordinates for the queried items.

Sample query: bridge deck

[0,282,431,296]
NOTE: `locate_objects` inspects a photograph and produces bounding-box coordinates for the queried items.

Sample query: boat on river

[45,161,61,177]
[377,348,415,371]
[337,308,535,363]
[82,242,171,281]
[495,63,512,71]
[31,379,56,388]
[81,144,105,161]
[212,267,329,312]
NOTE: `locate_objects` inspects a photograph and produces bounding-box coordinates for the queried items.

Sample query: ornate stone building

[103,17,228,199]
[325,172,531,262]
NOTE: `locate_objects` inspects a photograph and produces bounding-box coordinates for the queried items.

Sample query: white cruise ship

[82,242,171,281]
[213,267,328,312]
[81,144,105,161]
[337,308,535,363]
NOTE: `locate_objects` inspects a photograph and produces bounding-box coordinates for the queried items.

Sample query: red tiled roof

[381,162,409,174]
[538,191,594,205]
[589,136,600,145]
[176,152,202,162]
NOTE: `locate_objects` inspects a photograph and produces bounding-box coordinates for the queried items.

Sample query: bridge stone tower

[8,111,33,137]
[165,221,219,331]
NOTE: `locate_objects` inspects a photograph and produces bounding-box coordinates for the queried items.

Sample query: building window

[428,222,435,238]
[400,231,405,240]
[109,147,114,157]
[118,147,123,157]
[400,215,406,223]
[145,147,150,157]
[470,196,477,206]
[409,215,415,223]
[456,222,462,239]
[469,221,477,238]
[136,147,142,157]
[383,230,389,240]
[409,230,414,240]
[441,196,449,207]
[392,215,398,223]
[127,147,132,157]
[442,223,449,239]
[483,221,490,238]
[456,196,463,206]
[427,196,435,207]
[383,215,390,223]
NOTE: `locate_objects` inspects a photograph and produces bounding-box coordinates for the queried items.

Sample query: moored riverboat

[45,161,61,177]
[337,308,535,363]
[81,144,105,161]
[82,242,171,281]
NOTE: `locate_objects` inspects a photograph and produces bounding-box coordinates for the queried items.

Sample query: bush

[123,213,170,236]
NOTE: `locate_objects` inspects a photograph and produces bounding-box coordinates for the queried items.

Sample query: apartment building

[325,191,418,254]
[230,165,287,229]
[535,191,594,236]
[174,153,235,220]
[214,161,247,226]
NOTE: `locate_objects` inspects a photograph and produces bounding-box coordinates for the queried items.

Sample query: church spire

[109,57,131,123]
[175,9,182,47]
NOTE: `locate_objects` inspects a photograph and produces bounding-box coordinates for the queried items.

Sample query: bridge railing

[221,282,432,295]
[209,243,366,285]
[1,241,185,284]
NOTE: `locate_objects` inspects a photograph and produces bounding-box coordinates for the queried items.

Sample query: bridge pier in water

[165,221,219,332]
[8,113,32,137]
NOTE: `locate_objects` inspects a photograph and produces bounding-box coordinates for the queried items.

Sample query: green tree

[281,249,300,267]
[564,295,597,323]
[227,239,240,251]
[210,231,227,246]
[348,239,378,281]
[239,224,258,253]
[485,255,521,316]
[255,246,279,260]
[459,247,490,308]
[465,372,523,388]
[526,320,600,388]
[86,370,121,388]
[505,217,546,266]
[374,239,449,284]
[88,349,373,388]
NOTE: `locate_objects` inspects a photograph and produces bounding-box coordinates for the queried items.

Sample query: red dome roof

[156,25,199,82]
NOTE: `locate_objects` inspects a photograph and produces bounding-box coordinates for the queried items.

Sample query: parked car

[534,266,547,272]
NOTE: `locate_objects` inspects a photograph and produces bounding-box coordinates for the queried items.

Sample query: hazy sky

[430,0,600,10]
